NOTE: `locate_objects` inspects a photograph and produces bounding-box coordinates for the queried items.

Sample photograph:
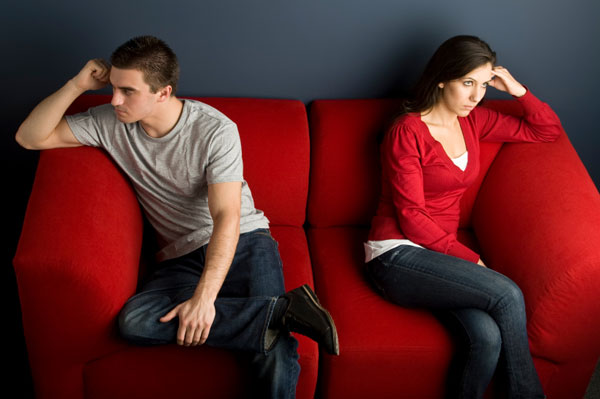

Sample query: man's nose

[111,90,123,107]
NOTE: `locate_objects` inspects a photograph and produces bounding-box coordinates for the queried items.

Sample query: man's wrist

[66,78,88,95]
[193,282,219,303]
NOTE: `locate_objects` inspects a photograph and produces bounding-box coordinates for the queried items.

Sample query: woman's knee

[497,278,526,311]
[453,309,502,357]
[471,313,502,355]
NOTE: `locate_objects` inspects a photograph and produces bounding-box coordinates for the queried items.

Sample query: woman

[365,35,562,398]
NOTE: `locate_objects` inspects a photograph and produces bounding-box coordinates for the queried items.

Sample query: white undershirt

[364,151,468,262]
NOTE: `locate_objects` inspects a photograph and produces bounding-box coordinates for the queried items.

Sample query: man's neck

[140,97,184,138]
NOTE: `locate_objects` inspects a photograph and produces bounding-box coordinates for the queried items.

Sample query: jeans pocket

[253,229,280,249]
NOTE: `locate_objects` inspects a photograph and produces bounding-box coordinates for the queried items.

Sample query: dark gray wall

[3,0,598,395]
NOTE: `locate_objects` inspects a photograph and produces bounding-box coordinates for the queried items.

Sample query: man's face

[109,67,161,123]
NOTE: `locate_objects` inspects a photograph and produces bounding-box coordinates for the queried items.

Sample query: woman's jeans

[366,245,545,399]
[118,228,300,399]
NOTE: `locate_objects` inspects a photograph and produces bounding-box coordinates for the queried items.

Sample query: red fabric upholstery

[14,96,317,398]
[307,98,600,399]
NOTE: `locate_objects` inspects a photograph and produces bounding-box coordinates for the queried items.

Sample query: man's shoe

[281,284,339,355]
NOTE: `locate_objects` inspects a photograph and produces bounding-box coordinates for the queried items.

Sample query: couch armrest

[13,147,143,397]
[472,132,600,363]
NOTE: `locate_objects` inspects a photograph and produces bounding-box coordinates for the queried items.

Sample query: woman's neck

[421,103,458,128]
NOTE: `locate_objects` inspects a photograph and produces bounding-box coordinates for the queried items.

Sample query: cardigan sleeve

[476,90,564,143]
[382,125,480,263]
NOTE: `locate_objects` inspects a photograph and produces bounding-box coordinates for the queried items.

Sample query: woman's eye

[463,81,473,86]
[482,82,488,88]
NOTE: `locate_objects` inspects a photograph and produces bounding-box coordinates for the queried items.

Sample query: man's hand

[159,294,216,346]
[70,59,110,92]
[477,258,488,268]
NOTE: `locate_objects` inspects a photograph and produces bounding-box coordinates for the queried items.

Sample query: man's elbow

[15,129,36,150]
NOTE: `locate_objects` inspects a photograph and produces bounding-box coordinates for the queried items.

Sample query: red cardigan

[368,91,563,263]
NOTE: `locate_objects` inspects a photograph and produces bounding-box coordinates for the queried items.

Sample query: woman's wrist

[512,85,527,98]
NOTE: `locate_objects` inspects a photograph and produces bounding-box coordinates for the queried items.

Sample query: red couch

[14,95,600,398]
[308,98,600,399]
[14,96,318,399]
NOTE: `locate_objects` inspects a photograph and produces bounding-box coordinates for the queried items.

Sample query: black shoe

[281,284,339,355]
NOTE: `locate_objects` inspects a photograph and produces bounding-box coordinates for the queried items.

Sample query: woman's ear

[438,83,445,89]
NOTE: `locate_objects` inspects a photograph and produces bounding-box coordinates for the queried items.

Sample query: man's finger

[176,325,186,346]
[159,304,180,323]
[183,325,196,346]
[200,325,211,345]
[192,327,203,346]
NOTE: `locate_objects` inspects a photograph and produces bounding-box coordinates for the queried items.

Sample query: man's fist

[70,59,110,92]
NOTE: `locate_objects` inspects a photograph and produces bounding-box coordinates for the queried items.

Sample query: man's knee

[118,296,175,345]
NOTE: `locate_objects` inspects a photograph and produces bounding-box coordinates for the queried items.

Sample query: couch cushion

[308,227,456,398]
[67,95,310,227]
[307,99,504,229]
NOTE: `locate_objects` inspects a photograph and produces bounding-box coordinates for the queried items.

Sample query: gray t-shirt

[66,99,269,261]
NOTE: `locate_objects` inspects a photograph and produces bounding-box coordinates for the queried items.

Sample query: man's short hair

[110,36,179,95]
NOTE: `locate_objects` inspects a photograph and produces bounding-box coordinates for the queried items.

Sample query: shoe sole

[301,285,340,356]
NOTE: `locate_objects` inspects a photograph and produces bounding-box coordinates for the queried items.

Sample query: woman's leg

[366,245,544,399]
[442,308,502,399]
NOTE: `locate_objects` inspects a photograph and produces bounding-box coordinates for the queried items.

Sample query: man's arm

[15,59,110,150]
[160,181,242,346]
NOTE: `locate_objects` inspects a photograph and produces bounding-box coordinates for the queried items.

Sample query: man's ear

[157,85,173,102]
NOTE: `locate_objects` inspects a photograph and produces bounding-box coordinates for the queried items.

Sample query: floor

[586,359,600,399]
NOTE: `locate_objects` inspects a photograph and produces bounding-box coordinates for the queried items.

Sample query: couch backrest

[66,95,310,227]
[307,98,514,229]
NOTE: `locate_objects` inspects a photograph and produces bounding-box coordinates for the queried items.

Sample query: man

[16,35,338,398]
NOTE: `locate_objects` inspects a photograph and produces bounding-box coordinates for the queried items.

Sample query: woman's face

[437,62,494,117]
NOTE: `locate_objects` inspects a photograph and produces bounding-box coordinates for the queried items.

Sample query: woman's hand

[488,66,527,98]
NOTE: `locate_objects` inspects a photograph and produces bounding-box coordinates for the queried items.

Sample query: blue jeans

[118,228,300,399]
[366,245,545,399]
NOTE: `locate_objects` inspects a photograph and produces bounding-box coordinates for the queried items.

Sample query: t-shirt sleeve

[206,122,244,185]
[475,90,564,143]
[383,124,480,263]
[65,105,114,148]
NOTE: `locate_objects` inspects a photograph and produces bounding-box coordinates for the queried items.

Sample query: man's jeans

[366,245,545,399]
[118,228,300,399]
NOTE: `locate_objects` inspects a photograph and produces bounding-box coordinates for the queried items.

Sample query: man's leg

[221,229,300,398]
[118,229,301,397]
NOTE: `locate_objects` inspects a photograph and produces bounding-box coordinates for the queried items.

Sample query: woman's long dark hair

[401,35,496,115]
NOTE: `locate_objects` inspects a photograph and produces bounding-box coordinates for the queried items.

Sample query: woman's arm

[476,67,564,143]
